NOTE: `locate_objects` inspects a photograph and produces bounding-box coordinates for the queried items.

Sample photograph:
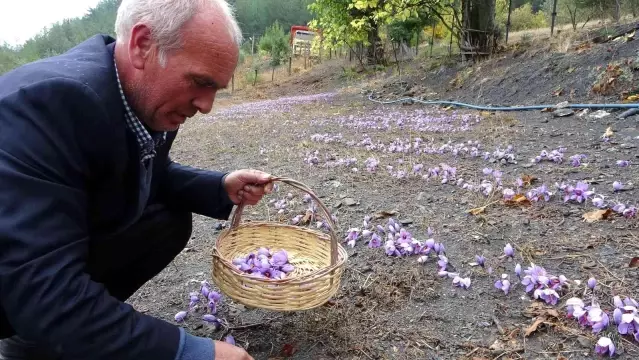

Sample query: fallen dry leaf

[583,208,614,223]
[300,210,314,225]
[467,206,487,215]
[525,318,546,337]
[504,194,531,206]
[630,257,639,268]
[603,126,614,138]
[546,309,560,318]
[521,174,538,187]
[373,210,399,219]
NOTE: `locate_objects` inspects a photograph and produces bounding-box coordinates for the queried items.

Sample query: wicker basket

[211,177,348,311]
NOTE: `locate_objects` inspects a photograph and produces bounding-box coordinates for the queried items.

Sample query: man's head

[113,0,242,131]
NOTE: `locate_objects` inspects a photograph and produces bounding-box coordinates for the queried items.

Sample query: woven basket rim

[213,221,348,283]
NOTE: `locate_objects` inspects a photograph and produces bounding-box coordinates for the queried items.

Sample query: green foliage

[258,21,290,66]
[308,0,445,51]
[387,12,436,44]
[496,1,547,32]
[230,0,314,36]
[542,0,593,30]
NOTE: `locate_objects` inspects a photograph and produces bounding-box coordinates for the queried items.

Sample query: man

[0,0,265,359]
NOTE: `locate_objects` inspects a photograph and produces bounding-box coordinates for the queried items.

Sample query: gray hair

[115,0,243,66]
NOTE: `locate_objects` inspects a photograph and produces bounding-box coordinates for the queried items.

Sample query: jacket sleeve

[0,78,183,360]
[160,159,236,220]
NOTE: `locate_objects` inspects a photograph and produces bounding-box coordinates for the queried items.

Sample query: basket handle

[229,176,339,266]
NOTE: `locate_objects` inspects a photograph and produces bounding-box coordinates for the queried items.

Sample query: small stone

[344,198,357,206]
[417,192,425,201]
[523,163,534,168]
[334,202,342,209]
[487,220,497,226]
[552,109,574,117]
[500,159,507,165]
[522,218,530,226]
[400,218,413,225]
[607,147,618,152]
[620,143,637,149]
[577,336,592,347]
[361,266,373,273]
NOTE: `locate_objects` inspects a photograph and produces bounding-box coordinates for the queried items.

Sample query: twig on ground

[493,348,524,360]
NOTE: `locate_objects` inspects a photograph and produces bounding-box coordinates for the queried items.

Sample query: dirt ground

[128,26,639,360]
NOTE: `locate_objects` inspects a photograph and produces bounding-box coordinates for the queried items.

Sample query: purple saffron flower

[427,227,434,236]
[566,297,585,317]
[475,255,485,267]
[202,314,217,323]
[504,243,514,258]
[271,250,289,266]
[595,337,615,357]
[425,238,435,249]
[586,305,610,333]
[208,291,221,303]
[588,277,597,290]
[200,281,211,298]
[437,255,448,270]
[623,206,637,218]
[616,160,630,167]
[495,274,511,294]
[534,288,560,305]
[503,188,515,200]
[613,308,623,325]
[612,203,626,214]
[224,335,236,345]
[175,311,187,322]
[452,276,471,289]
[592,195,606,208]
[281,263,295,273]
[613,181,623,192]
[369,233,382,248]
[515,264,522,278]
[189,292,200,308]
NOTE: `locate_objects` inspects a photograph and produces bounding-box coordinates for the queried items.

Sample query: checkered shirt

[113,60,166,164]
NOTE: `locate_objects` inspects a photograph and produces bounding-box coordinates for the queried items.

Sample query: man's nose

[193,90,217,114]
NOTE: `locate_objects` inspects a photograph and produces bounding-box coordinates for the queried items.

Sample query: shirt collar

[113,59,166,163]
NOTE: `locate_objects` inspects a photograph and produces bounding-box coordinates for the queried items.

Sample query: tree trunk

[366,22,383,65]
[461,0,497,60]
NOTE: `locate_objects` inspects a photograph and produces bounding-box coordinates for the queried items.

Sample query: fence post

[506,0,513,43]
[251,34,255,54]
[288,56,292,76]
[551,0,558,36]
[253,69,257,86]
[430,26,435,57]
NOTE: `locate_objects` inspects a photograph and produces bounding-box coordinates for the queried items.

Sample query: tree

[461,0,498,57]
[258,21,290,66]
[308,0,448,65]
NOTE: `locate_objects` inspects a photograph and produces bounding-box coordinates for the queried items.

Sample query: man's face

[133,10,238,132]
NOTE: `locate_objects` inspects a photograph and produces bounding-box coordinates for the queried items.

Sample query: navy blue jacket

[0,34,235,359]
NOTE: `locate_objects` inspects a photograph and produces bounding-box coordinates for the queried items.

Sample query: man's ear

[128,23,155,70]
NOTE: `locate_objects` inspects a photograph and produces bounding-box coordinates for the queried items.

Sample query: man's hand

[223,169,274,205]
[214,340,254,360]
